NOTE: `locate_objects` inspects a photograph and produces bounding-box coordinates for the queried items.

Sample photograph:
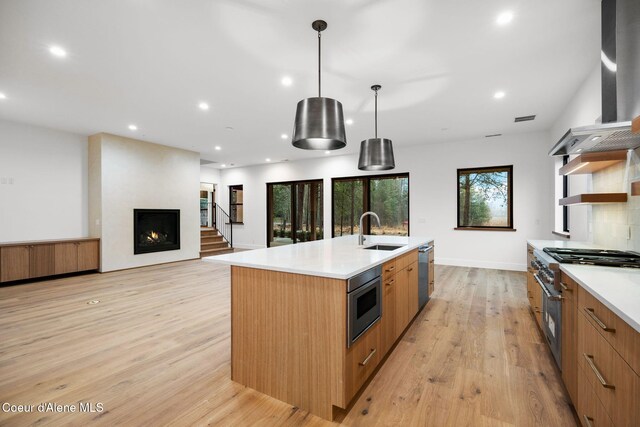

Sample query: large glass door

[267,180,323,247]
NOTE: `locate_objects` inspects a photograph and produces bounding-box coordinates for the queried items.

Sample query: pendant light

[292,20,347,150]
[358,85,395,170]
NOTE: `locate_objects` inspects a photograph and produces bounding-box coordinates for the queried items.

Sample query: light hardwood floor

[0,261,577,426]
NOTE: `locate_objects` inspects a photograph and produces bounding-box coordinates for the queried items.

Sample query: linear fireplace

[133,209,180,254]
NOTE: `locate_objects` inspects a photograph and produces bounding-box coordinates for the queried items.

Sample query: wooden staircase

[200,228,233,257]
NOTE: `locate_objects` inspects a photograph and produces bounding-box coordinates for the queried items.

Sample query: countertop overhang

[203,235,433,280]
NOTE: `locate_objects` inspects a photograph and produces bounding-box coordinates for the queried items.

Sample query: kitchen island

[205,235,434,420]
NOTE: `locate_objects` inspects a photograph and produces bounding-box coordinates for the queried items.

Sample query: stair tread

[200,247,234,257]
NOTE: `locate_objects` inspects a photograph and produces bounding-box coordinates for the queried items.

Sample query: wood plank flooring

[0,261,577,426]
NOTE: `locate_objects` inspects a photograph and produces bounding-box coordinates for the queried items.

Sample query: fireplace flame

[148,231,159,242]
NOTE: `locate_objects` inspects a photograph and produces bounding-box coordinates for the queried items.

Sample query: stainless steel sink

[363,244,406,251]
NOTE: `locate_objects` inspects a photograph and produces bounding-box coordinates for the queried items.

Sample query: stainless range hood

[549,0,640,156]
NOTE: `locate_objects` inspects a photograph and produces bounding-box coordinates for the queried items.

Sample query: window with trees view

[267,180,323,247]
[457,165,513,229]
[332,174,409,237]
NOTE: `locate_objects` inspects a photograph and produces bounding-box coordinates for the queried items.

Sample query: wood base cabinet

[0,238,99,283]
[560,272,578,405]
[231,248,426,421]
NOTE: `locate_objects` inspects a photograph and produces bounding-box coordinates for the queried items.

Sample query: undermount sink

[363,244,406,251]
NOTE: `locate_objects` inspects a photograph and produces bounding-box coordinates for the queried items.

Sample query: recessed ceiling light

[281,134,288,139]
[265,158,271,162]
[496,11,514,26]
[198,102,210,111]
[49,45,67,58]
[0,93,6,100]
[214,146,221,150]
[281,76,293,87]
[345,118,354,125]
[325,150,331,155]
[493,91,506,99]
[221,164,226,167]
[128,124,138,131]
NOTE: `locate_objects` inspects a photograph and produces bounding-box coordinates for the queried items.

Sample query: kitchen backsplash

[591,148,640,251]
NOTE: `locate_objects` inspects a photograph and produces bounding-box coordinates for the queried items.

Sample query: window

[267,180,323,247]
[332,173,409,237]
[562,155,570,232]
[229,185,243,223]
[456,165,513,230]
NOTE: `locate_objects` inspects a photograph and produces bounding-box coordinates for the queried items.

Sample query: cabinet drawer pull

[385,279,395,286]
[583,353,615,389]
[407,267,413,272]
[359,348,377,366]
[385,266,395,272]
[559,282,572,292]
[584,308,615,332]
[582,415,594,427]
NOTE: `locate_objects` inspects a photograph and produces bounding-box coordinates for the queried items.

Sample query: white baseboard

[436,257,526,272]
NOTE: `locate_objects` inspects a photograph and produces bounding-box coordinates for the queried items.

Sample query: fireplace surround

[133,209,180,254]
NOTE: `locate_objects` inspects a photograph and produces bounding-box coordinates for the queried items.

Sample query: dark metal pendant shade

[358,138,395,170]
[292,97,346,150]
[292,20,347,151]
[358,84,395,170]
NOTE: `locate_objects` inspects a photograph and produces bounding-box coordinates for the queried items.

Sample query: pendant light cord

[374,88,378,138]
[318,31,321,97]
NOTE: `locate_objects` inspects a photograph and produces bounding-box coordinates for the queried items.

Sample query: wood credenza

[0,238,100,283]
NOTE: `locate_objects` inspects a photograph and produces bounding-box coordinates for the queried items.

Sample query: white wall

[0,119,88,242]
[549,64,601,241]
[89,133,200,272]
[219,131,556,271]
[200,166,220,203]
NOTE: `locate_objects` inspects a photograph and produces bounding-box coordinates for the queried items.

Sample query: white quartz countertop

[527,239,602,251]
[203,235,433,280]
[527,239,640,333]
[561,264,640,333]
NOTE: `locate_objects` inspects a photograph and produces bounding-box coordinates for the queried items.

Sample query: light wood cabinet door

[428,248,435,295]
[29,244,55,278]
[407,261,419,320]
[577,310,640,427]
[532,280,543,327]
[561,288,578,405]
[344,321,381,403]
[55,243,78,275]
[577,364,614,427]
[380,273,397,357]
[78,241,99,271]
[1,246,30,282]
[394,266,409,338]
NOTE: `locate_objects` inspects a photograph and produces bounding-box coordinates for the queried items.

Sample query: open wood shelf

[559,193,628,206]
[632,180,640,196]
[559,150,628,175]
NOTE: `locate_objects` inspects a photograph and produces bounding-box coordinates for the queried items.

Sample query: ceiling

[0,0,600,168]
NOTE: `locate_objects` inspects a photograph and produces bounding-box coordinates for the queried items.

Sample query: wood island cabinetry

[231,246,431,421]
[0,238,100,283]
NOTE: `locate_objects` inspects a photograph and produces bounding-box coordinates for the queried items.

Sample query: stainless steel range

[531,246,640,369]
[531,249,563,367]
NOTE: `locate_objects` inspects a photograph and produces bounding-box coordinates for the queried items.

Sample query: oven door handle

[534,273,563,301]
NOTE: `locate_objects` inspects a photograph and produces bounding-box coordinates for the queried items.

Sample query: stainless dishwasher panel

[418,245,432,308]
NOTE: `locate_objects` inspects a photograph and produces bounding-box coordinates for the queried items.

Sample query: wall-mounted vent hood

[549,0,640,156]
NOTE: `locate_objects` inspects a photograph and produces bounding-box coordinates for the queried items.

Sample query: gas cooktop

[543,247,640,268]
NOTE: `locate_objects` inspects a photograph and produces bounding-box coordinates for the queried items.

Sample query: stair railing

[212,203,233,248]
